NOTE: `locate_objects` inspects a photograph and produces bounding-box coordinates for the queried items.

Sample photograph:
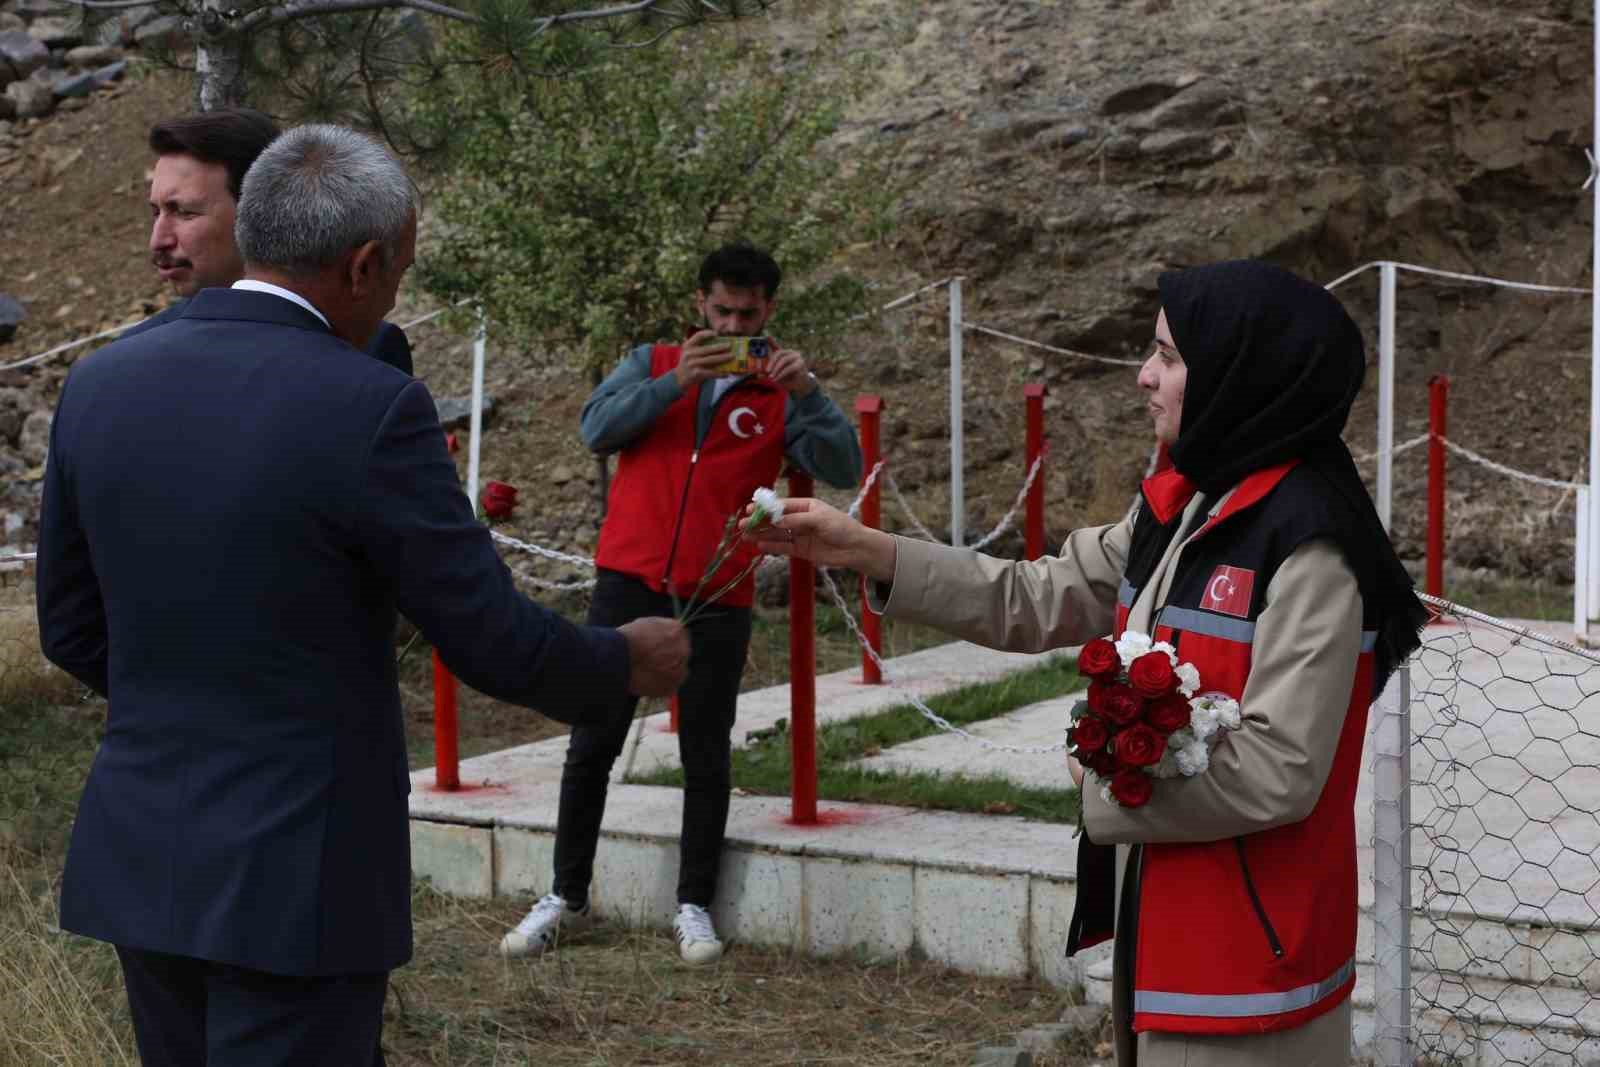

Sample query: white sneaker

[499,893,591,958]
[673,903,724,964]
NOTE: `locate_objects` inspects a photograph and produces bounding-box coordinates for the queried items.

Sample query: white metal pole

[1371,664,1413,1067]
[1378,262,1397,532]
[949,277,965,547]
[1577,487,1590,643]
[467,312,486,515]
[1591,2,1600,629]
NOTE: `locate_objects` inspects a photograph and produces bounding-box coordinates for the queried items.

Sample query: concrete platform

[407,641,1111,988]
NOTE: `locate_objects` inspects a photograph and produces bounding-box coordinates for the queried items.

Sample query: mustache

[151,254,191,269]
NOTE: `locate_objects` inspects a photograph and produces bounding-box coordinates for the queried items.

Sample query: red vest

[1112,462,1373,1036]
[593,345,788,608]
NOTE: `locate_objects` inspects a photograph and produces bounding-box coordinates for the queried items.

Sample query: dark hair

[148,108,282,201]
[698,242,782,299]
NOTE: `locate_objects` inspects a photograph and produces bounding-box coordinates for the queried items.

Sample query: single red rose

[1079,747,1118,776]
[1070,716,1110,754]
[1077,638,1120,680]
[1114,723,1164,767]
[482,480,519,519]
[1145,692,1191,734]
[1100,683,1144,727]
[446,432,459,455]
[1086,680,1110,715]
[1128,651,1178,698]
[1110,768,1154,807]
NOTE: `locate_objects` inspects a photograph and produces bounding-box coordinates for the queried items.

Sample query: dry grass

[388,884,1100,1066]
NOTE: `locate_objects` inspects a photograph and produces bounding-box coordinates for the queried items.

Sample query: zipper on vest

[659,447,701,594]
[1233,838,1286,959]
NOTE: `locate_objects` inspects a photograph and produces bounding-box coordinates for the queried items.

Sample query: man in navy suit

[36,124,689,1066]
[126,107,413,374]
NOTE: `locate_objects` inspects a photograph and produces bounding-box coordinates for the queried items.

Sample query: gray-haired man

[37,125,690,1066]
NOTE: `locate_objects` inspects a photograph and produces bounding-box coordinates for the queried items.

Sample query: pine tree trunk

[194,0,248,110]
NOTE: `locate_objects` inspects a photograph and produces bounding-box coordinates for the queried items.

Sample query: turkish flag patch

[1199,565,1255,618]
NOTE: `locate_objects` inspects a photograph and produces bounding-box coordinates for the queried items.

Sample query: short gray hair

[235,124,417,275]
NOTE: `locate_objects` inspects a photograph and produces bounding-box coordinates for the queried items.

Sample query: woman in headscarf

[749,260,1427,1067]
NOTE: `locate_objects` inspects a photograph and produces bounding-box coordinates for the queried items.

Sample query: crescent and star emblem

[1207,574,1234,605]
[728,407,765,439]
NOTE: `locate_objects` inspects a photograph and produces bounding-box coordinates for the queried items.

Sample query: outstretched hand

[743,498,898,582]
[618,617,690,697]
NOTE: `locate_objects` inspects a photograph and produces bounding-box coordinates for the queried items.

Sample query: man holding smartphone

[500,242,862,964]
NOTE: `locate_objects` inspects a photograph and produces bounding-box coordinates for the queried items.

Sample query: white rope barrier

[1350,433,1430,465]
[876,277,956,314]
[1324,262,1381,292]
[1434,435,1584,491]
[0,552,35,565]
[964,322,1145,367]
[508,569,597,592]
[397,297,478,332]
[489,529,596,569]
[817,564,1068,755]
[884,471,944,543]
[846,459,887,520]
[968,453,1045,552]
[0,318,145,373]
[1387,261,1590,297]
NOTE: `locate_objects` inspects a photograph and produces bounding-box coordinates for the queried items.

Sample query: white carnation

[750,487,784,523]
[1174,662,1201,697]
[1189,703,1220,741]
[1099,780,1116,806]
[1213,697,1242,731]
[1175,739,1211,776]
[1166,726,1195,751]
[1115,630,1152,669]
[1152,640,1178,665]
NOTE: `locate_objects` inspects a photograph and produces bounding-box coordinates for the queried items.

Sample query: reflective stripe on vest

[1134,957,1354,1018]
[1118,577,1136,608]
[1158,606,1379,655]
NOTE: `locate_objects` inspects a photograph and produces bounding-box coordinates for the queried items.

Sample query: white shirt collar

[231,280,331,329]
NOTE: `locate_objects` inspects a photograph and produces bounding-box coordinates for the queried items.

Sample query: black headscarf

[1124,259,1427,692]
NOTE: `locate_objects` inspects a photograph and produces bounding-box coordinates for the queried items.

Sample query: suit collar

[180,287,334,336]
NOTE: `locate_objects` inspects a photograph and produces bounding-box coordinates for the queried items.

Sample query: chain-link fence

[1370,598,1600,1065]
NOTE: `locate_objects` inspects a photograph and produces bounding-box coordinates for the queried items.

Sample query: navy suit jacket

[37,288,628,976]
[123,297,413,375]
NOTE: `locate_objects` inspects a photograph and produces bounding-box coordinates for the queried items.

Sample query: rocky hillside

[0,0,1594,590]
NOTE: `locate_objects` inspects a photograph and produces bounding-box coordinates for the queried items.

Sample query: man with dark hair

[126,108,413,374]
[498,241,862,965]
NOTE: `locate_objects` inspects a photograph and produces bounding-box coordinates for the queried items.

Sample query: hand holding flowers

[1068,631,1242,808]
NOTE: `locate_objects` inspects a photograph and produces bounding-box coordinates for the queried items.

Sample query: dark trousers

[116,946,387,1066]
[554,568,752,908]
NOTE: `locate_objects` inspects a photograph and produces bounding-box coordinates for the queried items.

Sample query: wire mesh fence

[1372,599,1600,1065]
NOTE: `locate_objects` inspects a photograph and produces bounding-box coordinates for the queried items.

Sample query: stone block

[972,1047,1032,1067]
[435,392,495,431]
[1058,1004,1108,1030]
[409,820,492,898]
[1015,1023,1074,1055]
[0,294,22,344]
[712,848,804,951]
[492,826,555,898]
[1083,955,1113,1005]
[802,856,914,960]
[17,409,48,465]
[132,14,181,48]
[4,73,50,117]
[590,834,677,929]
[913,867,1029,978]
[51,67,92,98]
[26,15,80,48]
[0,28,46,82]
[64,42,118,66]
[1028,876,1078,989]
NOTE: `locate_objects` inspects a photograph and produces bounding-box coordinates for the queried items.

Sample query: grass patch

[635,655,1083,823]
[1436,570,1573,623]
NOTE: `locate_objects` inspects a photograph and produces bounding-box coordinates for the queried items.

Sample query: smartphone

[711,335,773,376]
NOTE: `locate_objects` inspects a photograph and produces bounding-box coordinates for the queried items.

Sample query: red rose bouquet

[1068,631,1242,808]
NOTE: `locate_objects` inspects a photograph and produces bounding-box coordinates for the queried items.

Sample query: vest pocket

[1234,838,1285,959]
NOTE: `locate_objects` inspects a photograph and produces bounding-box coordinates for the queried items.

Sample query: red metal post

[1024,383,1047,560]
[788,469,817,824]
[432,650,460,791]
[855,395,885,684]
[1428,375,1449,602]
[669,693,680,733]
